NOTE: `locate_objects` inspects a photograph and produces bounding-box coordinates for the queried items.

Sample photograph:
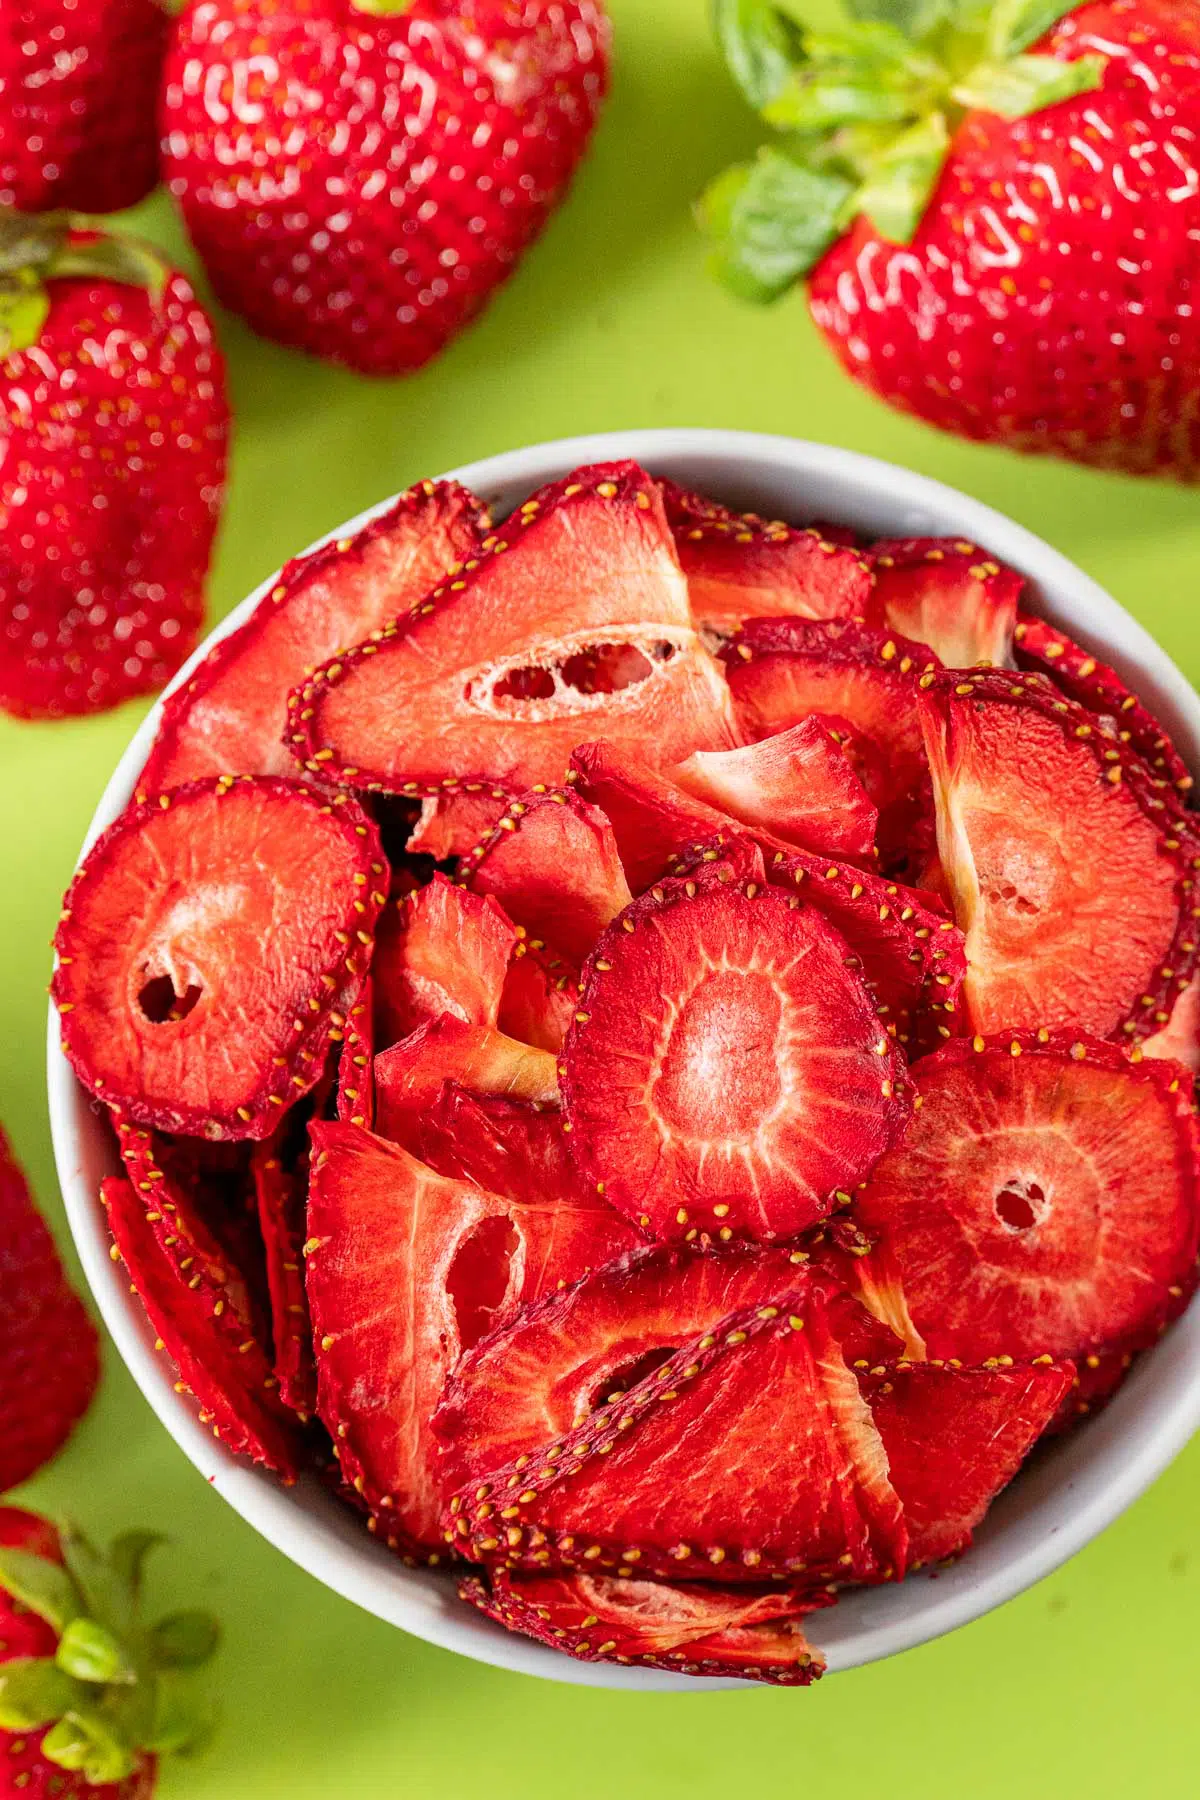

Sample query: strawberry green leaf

[108,1531,166,1598]
[711,0,807,111]
[60,1524,135,1639]
[699,149,854,300]
[951,50,1104,116]
[143,1671,216,1756]
[762,24,942,131]
[987,0,1085,56]
[47,233,170,303]
[854,110,949,241]
[149,1610,220,1670]
[56,1619,136,1687]
[0,273,50,358]
[41,1710,137,1787]
[0,1548,83,1635]
[0,1659,88,1732]
[844,0,955,36]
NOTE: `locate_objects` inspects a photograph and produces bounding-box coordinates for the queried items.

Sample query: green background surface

[3,0,1200,1792]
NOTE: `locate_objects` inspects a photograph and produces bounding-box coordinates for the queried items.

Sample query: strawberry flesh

[406,789,511,860]
[872,539,1021,669]
[498,941,580,1052]
[54,778,385,1139]
[919,668,1199,1039]
[462,790,632,962]
[561,855,910,1242]
[286,463,736,793]
[337,978,375,1128]
[855,1032,1200,1365]
[373,1015,559,1152]
[140,481,486,788]
[252,1142,316,1419]
[417,1086,602,1211]
[372,872,518,1052]
[670,513,874,637]
[670,718,878,859]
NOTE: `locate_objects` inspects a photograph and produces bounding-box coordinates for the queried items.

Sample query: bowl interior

[48,427,1200,1691]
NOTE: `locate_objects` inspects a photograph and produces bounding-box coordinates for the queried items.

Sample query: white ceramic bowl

[48,428,1200,1691]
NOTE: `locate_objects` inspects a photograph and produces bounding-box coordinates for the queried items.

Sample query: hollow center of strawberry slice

[446,1213,521,1354]
[136,972,202,1024]
[653,967,786,1141]
[993,1176,1048,1233]
[468,629,688,719]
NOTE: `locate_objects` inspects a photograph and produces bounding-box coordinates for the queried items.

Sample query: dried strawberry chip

[252,1142,317,1418]
[450,1285,905,1586]
[871,538,1021,670]
[287,462,736,794]
[1145,971,1200,1075]
[140,481,486,789]
[670,514,874,638]
[569,737,733,891]
[372,873,518,1051]
[103,1174,299,1477]
[337,978,375,1128]
[658,478,737,528]
[461,790,632,963]
[670,719,878,860]
[406,788,510,860]
[855,1032,1200,1364]
[458,1570,828,1683]
[305,1121,642,1550]
[54,778,385,1139]
[417,1085,602,1211]
[498,939,580,1053]
[918,668,1199,1040]
[434,1241,896,1501]
[561,854,909,1243]
[374,1015,559,1151]
[1014,614,1194,798]
[864,1361,1072,1566]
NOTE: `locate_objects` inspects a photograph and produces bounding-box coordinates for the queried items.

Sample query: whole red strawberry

[0,218,229,719]
[703,0,1200,480]
[0,1508,219,1796]
[159,0,610,376]
[0,2,166,214]
[0,1128,97,1487]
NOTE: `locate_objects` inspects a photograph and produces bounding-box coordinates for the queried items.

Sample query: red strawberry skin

[808,0,1200,477]
[0,2,166,214]
[160,0,610,376]
[0,265,229,719]
[0,1132,98,1491]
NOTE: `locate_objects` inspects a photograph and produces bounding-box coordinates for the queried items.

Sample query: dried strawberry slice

[871,538,1021,670]
[670,719,878,860]
[461,791,632,963]
[1014,614,1194,797]
[458,1569,828,1683]
[919,668,1199,1040]
[498,939,580,1053]
[670,514,874,638]
[372,873,518,1052]
[561,855,909,1243]
[287,462,737,794]
[103,1174,300,1477]
[864,1361,1072,1566]
[140,481,487,789]
[54,778,384,1139]
[450,1285,905,1585]
[252,1142,317,1419]
[417,1085,600,1209]
[1145,972,1200,1075]
[305,1120,643,1550]
[406,788,510,860]
[374,1015,559,1152]
[337,978,375,1128]
[855,1032,1200,1364]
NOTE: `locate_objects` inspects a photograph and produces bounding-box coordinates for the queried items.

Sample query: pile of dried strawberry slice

[54,459,1200,1686]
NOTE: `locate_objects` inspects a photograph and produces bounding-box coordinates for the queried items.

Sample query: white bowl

[48,428,1200,1691]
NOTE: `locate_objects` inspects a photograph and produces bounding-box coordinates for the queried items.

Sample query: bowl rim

[48,425,1200,1693]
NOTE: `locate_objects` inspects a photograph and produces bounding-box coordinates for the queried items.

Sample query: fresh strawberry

[140,481,487,789]
[872,541,1021,670]
[406,790,510,861]
[865,1362,1073,1566]
[449,1285,907,1586]
[668,512,874,639]
[497,938,580,1053]
[0,218,228,719]
[704,0,1200,480]
[670,719,879,860]
[54,779,385,1139]
[160,0,610,376]
[1014,615,1194,796]
[0,1129,97,1490]
[0,1507,218,1796]
[458,1569,829,1683]
[286,463,737,793]
[1,2,165,214]
[461,790,632,963]
[304,1120,638,1552]
[855,1033,1200,1368]
[373,1014,558,1150]
[371,873,517,1052]
[919,668,1199,1039]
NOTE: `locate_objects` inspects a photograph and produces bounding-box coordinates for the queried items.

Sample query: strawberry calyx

[0,1523,218,1785]
[701,0,1104,299]
[0,211,170,355]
